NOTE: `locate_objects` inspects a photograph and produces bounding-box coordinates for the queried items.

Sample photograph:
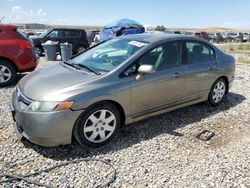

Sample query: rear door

[184,41,218,100]
[62,29,81,51]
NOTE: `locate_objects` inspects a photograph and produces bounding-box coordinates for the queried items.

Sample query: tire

[231,38,236,43]
[209,38,214,43]
[208,78,227,106]
[34,46,43,56]
[0,60,17,87]
[75,45,85,54]
[73,102,121,147]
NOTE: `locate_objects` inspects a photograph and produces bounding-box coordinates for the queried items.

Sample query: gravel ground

[0,57,249,187]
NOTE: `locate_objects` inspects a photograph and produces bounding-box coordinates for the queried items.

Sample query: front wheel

[208,78,227,106]
[73,102,121,147]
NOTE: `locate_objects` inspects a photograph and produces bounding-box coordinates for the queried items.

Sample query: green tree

[155,25,166,31]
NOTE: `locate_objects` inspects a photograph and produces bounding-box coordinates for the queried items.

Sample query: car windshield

[39,28,52,37]
[71,38,148,72]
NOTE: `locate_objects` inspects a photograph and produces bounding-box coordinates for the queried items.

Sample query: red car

[0,24,38,86]
[194,32,209,41]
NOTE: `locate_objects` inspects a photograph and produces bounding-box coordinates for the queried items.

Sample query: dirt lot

[0,50,250,187]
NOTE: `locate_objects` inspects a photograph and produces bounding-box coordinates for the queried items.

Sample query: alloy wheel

[0,65,11,83]
[77,46,85,53]
[212,81,226,103]
[83,109,116,143]
[34,47,42,56]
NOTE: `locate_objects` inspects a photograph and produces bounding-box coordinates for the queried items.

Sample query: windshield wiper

[74,63,101,75]
[63,60,100,75]
[62,61,80,69]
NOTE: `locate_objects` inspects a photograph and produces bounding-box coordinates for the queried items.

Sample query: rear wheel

[0,60,17,87]
[73,102,121,147]
[34,46,43,56]
[208,78,227,106]
[76,45,85,54]
[231,38,236,43]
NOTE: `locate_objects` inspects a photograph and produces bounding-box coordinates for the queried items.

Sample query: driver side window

[122,41,182,77]
[47,30,63,38]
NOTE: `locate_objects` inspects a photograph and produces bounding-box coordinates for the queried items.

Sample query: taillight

[84,32,88,42]
[19,40,32,49]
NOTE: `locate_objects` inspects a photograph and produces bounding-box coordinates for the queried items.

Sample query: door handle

[173,72,182,78]
[208,64,216,70]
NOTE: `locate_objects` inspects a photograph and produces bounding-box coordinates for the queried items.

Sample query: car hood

[29,36,42,44]
[18,63,100,101]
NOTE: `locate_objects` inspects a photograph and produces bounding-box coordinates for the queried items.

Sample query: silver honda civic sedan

[10,34,235,147]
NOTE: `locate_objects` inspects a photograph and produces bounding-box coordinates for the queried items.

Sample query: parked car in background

[31,28,89,56]
[194,32,209,40]
[86,30,100,45]
[243,33,250,42]
[11,34,235,147]
[222,32,244,42]
[208,32,224,43]
[0,24,38,87]
[183,31,194,36]
[164,30,182,34]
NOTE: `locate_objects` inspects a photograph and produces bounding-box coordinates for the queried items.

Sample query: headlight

[26,101,74,112]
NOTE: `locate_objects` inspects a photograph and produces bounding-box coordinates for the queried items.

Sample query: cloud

[37,8,46,17]
[10,6,47,22]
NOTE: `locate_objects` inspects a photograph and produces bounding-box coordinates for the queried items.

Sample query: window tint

[16,29,27,38]
[186,42,215,63]
[123,41,182,76]
[47,30,63,38]
[140,42,182,70]
[64,30,81,38]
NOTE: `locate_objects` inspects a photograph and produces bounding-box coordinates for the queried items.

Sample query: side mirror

[136,65,155,81]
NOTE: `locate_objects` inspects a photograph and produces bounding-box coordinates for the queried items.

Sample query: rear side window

[16,29,27,38]
[186,41,215,63]
[64,30,81,38]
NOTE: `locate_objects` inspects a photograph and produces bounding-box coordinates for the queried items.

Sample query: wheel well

[217,76,229,94]
[101,100,126,127]
[0,56,18,71]
[71,100,126,143]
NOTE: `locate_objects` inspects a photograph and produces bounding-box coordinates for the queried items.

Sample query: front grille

[16,87,33,105]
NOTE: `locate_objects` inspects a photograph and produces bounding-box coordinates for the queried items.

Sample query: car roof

[0,24,17,30]
[120,33,200,43]
[50,27,86,31]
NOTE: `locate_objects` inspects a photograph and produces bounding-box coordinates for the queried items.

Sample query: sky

[0,0,250,29]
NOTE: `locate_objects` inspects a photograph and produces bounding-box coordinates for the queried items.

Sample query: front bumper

[10,90,83,147]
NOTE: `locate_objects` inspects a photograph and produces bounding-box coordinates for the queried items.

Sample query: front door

[128,41,186,117]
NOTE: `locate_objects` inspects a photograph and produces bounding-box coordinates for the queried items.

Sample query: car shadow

[22,92,246,161]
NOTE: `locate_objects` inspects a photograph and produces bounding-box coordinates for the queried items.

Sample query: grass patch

[217,43,250,64]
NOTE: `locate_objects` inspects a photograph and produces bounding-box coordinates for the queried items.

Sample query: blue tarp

[119,27,145,36]
[100,18,145,41]
[103,18,142,29]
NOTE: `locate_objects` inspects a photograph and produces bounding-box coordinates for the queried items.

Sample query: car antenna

[0,16,4,23]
